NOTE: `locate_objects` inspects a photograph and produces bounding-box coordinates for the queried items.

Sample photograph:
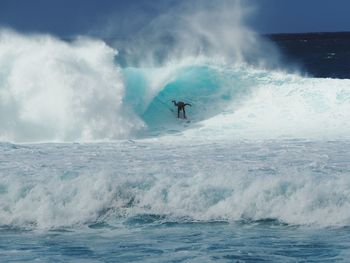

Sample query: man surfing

[172,100,192,119]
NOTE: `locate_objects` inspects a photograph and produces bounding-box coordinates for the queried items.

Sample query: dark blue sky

[0,0,349,37]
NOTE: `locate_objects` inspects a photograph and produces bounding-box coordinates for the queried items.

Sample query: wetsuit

[172,100,191,118]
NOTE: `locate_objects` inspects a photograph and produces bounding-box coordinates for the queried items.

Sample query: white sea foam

[1,141,350,229]
[0,29,143,143]
[182,69,350,140]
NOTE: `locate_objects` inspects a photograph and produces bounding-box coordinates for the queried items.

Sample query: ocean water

[269,32,350,79]
[1,27,350,262]
[2,140,350,262]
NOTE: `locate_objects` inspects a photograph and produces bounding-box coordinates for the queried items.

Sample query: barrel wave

[1,30,350,142]
[123,63,350,140]
[123,64,248,133]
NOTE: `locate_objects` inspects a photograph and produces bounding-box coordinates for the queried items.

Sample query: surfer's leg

[183,108,186,119]
[177,107,180,118]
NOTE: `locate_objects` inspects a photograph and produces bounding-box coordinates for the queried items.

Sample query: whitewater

[1,6,350,261]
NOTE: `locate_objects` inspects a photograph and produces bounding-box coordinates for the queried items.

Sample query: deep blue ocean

[270,32,350,79]
[1,29,350,262]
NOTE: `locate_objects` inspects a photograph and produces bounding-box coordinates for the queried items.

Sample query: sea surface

[1,30,350,262]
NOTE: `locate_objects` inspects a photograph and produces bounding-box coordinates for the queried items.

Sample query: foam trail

[0,29,143,142]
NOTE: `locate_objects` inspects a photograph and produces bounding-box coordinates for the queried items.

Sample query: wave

[1,29,350,142]
[1,141,350,229]
[123,62,250,133]
[124,63,350,140]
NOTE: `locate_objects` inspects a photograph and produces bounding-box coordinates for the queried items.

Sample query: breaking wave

[1,141,350,229]
[0,30,143,142]
[1,30,350,142]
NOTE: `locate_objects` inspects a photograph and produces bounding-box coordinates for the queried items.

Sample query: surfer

[172,100,191,119]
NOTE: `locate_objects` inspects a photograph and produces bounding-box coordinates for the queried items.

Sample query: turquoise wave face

[122,64,251,133]
[122,63,350,140]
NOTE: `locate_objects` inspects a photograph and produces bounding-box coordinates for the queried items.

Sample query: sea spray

[0,29,143,142]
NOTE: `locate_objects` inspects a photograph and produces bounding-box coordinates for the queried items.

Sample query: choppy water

[2,221,350,262]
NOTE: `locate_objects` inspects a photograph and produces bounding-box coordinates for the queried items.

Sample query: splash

[0,29,143,142]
